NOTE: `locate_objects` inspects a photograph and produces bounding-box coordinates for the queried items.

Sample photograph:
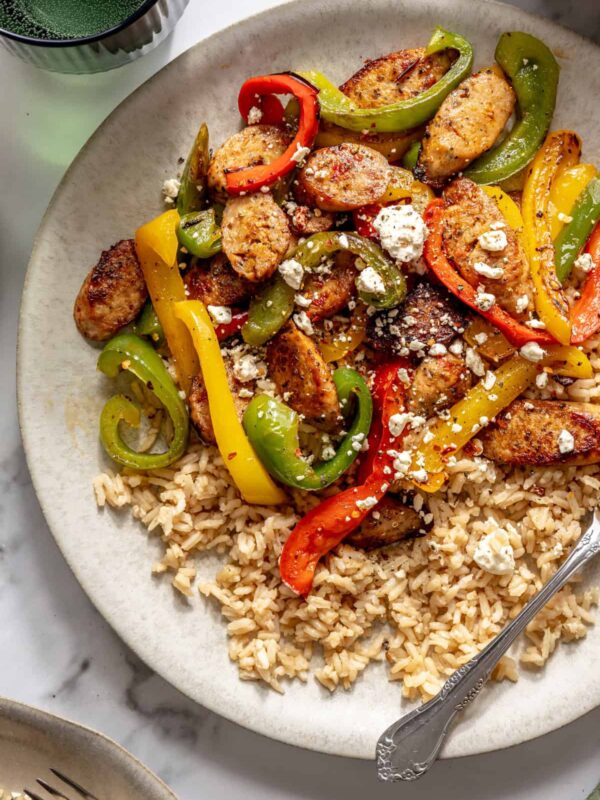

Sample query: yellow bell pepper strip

[135,210,199,394]
[315,121,422,161]
[549,163,597,240]
[301,28,473,134]
[97,334,189,470]
[543,345,592,379]
[318,307,366,362]
[410,356,539,493]
[177,122,209,215]
[522,130,581,345]
[465,32,559,185]
[174,300,286,506]
[464,317,516,364]
[481,185,524,231]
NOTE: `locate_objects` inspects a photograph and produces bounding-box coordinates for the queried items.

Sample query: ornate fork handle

[376,514,600,782]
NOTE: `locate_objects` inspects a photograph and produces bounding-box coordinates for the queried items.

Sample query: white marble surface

[1,0,599,797]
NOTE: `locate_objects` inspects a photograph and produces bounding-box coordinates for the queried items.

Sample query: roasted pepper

[177,208,222,259]
[242,274,296,347]
[134,301,165,346]
[279,361,411,596]
[177,122,209,215]
[97,334,189,470]
[549,163,597,240]
[423,200,554,347]
[135,210,199,393]
[243,368,372,490]
[466,32,559,185]
[301,27,474,133]
[481,185,524,231]
[315,121,422,161]
[174,300,286,505]
[402,141,421,172]
[225,73,319,195]
[522,130,580,344]
[555,176,600,283]
[318,308,366,362]
[571,223,600,344]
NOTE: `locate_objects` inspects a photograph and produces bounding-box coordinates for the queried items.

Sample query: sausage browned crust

[221,194,293,282]
[188,362,250,444]
[74,239,147,342]
[184,253,256,307]
[266,322,341,431]
[408,353,472,418]
[416,67,516,187]
[477,399,600,466]
[207,125,290,203]
[287,204,335,236]
[442,178,535,320]
[301,251,357,322]
[367,281,465,357]
[295,143,391,212]
[347,495,429,549]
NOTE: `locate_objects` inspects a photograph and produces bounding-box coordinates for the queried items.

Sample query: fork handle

[376,524,600,782]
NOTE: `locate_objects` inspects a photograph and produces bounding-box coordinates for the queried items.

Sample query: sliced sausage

[74,239,147,342]
[295,143,390,212]
[367,281,465,357]
[408,353,472,418]
[340,47,453,108]
[266,322,340,431]
[299,251,357,322]
[188,361,250,444]
[416,67,516,187]
[184,253,256,307]
[477,399,600,466]
[442,178,535,320]
[207,125,290,202]
[221,193,292,282]
[287,204,335,236]
[347,495,429,549]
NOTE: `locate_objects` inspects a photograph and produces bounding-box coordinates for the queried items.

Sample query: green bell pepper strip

[555,176,600,283]
[402,141,421,172]
[177,208,222,258]
[465,32,559,185]
[134,301,165,345]
[176,122,209,215]
[299,28,473,133]
[242,231,407,346]
[243,367,372,490]
[97,333,189,470]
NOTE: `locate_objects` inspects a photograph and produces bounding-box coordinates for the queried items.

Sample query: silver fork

[23,769,98,800]
[376,507,600,782]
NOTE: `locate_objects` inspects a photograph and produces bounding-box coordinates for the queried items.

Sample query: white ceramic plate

[18,0,600,760]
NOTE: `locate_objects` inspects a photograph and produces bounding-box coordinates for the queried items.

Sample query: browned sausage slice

[188,361,251,444]
[416,67,516,187]
[207,125,290,202]
[408,353,472,418]
[299,251,357,322]
[295,143,390,212]
[347,496,428,549]
[287,204,335,236]
[478,399,600,466]
[221,194,292,282]
[442,178,535,320]
[184,253,256,307]
[266,322,340,431]
[74,239,147,341]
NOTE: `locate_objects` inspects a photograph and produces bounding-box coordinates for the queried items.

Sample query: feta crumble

[519,342,546,362]
[207,305,232,325]
[233,354,266,383]
[478,229,508,252]
[473,261,505,279]
[291,143,311,164]
[473,528,515,576]
[465,347,486,377]
[356,266,386,296]
[356,496,378,510]
[475,288,496,311]
[162,177,180,203]
[515,294,530,314]
[279,258,304,289]
[372,204,428,263]
[247,106,263,124]
[293,310,314,335]
[574,252,594,273]
[557,428,575,454]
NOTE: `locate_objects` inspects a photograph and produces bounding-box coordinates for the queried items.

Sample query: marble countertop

[1,1,599,797]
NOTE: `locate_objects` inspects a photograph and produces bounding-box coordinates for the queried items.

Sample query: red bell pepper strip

[279,360,412,597]
[245,92,286,126]
[571,223,600,344]
[226,73,320,195]
[423,200,555,349]
[214,310,248,341]
[353,203,383,240]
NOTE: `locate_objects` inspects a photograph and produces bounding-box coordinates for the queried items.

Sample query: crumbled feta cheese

[338,233,349,249]
[519,342,546,362]
[526,318,546,329]
[451,422,462,433]
[557,428,575,454]
[247,105,263,124]
[397,367,410,385]
[423,430,434,444]
[233,353,266,383]
[473,261,505,279]
[483,371,496,391]
[473,528,515,575]
[465,347,486,377]
[536,371,549,388]
[557,211,573,224]
[473,332,488,345]
[388,412,410,437]
[449,339,464,355]
[475,288,496,311]
[356,496,378,510]
[410,468,428,483]
[321,444,336,460]
[356,266,386,296]
[293,310,314,335]
[207,305,232,325]
[295,293,312,308]
[514,295,529,315]
[291,143,311,163]
[162,177,180,202]
[478,229,508,252]
[372,204,428,262]
[279,258,304,289]
[574,252,594,273]
[429,343,447,356]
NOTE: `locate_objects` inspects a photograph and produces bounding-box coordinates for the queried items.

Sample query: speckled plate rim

[17,0,600,761]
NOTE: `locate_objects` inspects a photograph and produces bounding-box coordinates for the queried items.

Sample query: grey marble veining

[1,1,600,798]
